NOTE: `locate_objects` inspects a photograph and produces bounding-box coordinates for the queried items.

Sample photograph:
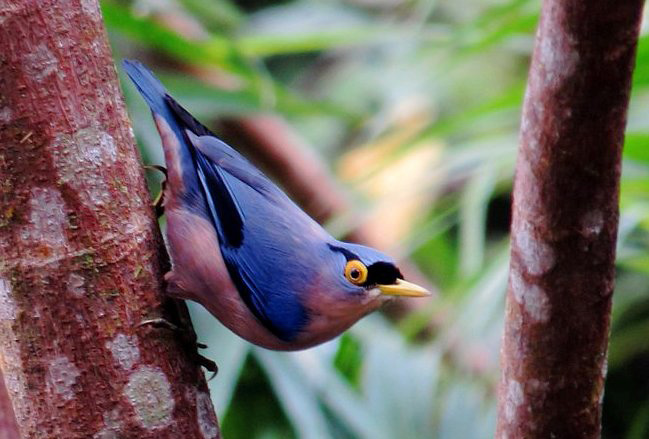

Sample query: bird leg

[136,317,206,349]
[144,165,168,218]
[137,309,218,375]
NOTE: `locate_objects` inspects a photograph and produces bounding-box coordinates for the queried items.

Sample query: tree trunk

[496,1,643,438]
[0,1,219,438]
[0,371,19,439]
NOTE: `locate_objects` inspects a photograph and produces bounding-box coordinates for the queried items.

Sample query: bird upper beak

[378,279,431,297]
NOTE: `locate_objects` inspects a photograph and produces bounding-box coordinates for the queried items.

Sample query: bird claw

[137,317,181,332]
[199,355,219,378]
[144,165,168,218]
[145,164,168,177]
[137,316,218,374]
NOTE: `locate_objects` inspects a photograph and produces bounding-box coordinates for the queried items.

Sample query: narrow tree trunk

[0,1,219,438]
[496,1,643,438]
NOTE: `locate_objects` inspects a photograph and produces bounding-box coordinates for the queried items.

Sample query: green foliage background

[106,0,649,437]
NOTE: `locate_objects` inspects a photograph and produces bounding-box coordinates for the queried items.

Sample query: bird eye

[344,260,368,285]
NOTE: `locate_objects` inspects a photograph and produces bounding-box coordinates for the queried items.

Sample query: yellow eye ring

[344,260,368,285]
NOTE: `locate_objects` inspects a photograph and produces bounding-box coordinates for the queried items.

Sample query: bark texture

[0,1,219,438]
[0,371,19,439]
[496,1,643,438]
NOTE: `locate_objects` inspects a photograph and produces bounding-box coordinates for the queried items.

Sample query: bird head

[297,240,431,348]
[325,241,430,301]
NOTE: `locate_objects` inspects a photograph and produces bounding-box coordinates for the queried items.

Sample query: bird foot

[144,165,168,218]
[137,317,218,375]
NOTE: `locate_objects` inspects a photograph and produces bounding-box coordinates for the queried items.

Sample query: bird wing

[164,99,321,341]
[192,137,316,341]
[186,130,297,246]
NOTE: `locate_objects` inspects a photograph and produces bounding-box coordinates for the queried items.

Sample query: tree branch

[496,1,643,437]
[0,1,219,437]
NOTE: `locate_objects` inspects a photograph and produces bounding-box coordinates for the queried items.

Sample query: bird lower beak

[378,279,431,297]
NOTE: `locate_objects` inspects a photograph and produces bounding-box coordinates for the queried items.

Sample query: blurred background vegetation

[105,0,649,437]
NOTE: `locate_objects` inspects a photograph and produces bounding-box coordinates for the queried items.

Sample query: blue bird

[123,60,431,350]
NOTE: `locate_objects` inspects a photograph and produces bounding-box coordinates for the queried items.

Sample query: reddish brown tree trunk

[0,1,219,438]
[496,1,643,438]
[0,372,20,439]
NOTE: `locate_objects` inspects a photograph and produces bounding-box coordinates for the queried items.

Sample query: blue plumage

[123,60,430,350]
[191,133,319,339]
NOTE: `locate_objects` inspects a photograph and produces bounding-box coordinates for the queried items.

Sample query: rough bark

[496,1,643,438]
[0,1,219,438]
[0,371,19,439]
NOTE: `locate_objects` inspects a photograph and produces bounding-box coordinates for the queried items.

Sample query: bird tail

[122,59,169,116]
[123,59,207,204]
[122,59,213,136]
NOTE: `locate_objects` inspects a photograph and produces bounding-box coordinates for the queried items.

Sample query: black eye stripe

[365,262,402,286]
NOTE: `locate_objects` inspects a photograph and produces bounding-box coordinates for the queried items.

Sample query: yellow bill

[378,279,431,297]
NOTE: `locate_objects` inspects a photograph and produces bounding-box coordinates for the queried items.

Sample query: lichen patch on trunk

[512,220,555,276]
[22,44,62,83]
[52,127,117,206]
[0,278,16,321]
[509,271,550,323]
[66,273,86,297]
[20,187,68,257]
[123,366,174,430]
[106,334,140,371]
[196,392,219,439]
[47,356,81,401]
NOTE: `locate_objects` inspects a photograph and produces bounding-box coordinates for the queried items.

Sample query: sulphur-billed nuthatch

[123,60,430,350]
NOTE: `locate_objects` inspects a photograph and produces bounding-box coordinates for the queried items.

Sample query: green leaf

[624,133,649,164]
[254,350,333,439]
[459,164,497,276]
[177,0,243,32]
[608,319,649,368]
[333,333,363,389]
[628,399,649,439]
[238,27,393,57]
[632,35,649,88]
[102,1,250,75]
